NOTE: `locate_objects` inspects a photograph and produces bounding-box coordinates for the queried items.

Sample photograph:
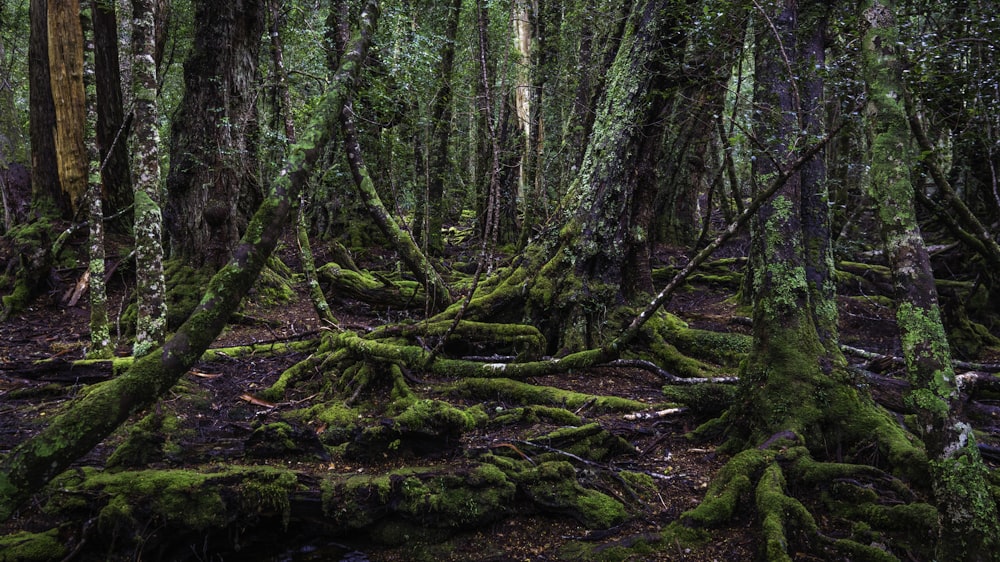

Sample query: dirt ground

[0,235,996,561]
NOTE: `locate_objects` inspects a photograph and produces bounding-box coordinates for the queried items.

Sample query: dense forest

[1,0,1000,560]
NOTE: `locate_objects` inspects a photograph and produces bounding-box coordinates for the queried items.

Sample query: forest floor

[1,231,997,561]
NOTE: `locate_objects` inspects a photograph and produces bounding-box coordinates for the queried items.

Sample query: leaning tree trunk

[0,0,380,523]
[861,1,1000,557]
[164,0,265,270]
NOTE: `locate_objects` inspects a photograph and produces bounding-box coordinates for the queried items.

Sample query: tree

[92,0,132,232]
[131,0,167,356]
[861,0,1000,556]
[164,0,265,270]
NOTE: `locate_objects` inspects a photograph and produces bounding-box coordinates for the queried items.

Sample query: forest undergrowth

[0,225,998,562]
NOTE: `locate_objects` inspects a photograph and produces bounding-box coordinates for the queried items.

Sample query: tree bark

[164,0,265,269]
[45,0,87,214]
[132,0,167,357]
[28,0,63,215]
[83,4,113,359]
[92,0,132,233]
[526,0,678,352]
[861,1,1000,557]
[0,0,381,522]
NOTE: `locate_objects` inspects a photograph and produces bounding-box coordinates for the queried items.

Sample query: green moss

[0,529,68,562]
[532,423,635,462]
[490,405,583,426]
[445,377,647,413]
[514,461,627,529]
[681,448,774,527]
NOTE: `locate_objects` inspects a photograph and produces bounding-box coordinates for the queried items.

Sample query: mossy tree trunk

[131,0,167,357]
[524,0,681,353]
[0,0,380,522]
[861,1,1000,557]
[164,0,265,270]
[83,5,113,359]
[732,0,851,445]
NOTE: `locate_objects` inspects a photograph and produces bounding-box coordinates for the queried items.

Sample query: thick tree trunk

[0,1,380,522]
[736,0,844,439]
[861,1,1000,557]
[28,0,64,215]
[526,0,678,353]
[164,0,265,269]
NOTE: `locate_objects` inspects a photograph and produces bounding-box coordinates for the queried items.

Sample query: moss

[681,448,774,527]
[0,529,68,562]
[445,377,647,413]
[515,461,627,529]
[490,405,583,426]
[532,423,635,462]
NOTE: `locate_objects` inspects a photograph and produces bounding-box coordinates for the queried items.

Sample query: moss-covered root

[680,448,774,527]
[756,462,816,562]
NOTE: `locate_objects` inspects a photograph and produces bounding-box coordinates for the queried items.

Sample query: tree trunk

[164,0,265,270]
[861,1,1000,557]
[525,0,679,353]
[0,0,380,522]
[92,0,132,233]
[83,4,113,359]
[47,0,87,215]
[131,0,167,357]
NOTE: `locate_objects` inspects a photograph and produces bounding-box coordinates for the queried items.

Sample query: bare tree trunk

[29,0,65,215]
[93,0,132,233]
[47,0,87,214]
[861,1,1000,558]
[0,0,380,522]
[131,0,167,357]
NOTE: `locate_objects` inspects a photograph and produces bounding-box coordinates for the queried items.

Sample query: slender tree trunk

[341,102,453,310]
[93,0,132,233]
[131,0,167,357]
[861,1,1000,557]
[83,5,113,359]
